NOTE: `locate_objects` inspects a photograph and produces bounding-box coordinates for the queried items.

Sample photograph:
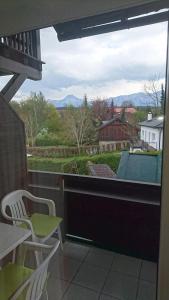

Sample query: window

[142,130,144,138]
[152,133,156,141]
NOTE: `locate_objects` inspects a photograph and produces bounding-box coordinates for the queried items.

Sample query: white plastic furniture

[0,222,31,260]
[0,240,60,300]
[1,190,63,263]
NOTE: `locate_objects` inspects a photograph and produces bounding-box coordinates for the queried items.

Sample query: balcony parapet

[28,170,161,261]
[0,30,43,80]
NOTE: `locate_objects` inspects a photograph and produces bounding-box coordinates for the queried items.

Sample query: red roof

[111,107,136,114]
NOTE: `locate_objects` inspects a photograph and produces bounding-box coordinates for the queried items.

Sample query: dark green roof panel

[117,151,161,184]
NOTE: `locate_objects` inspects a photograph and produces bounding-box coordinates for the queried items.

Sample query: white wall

[141,126,163,150]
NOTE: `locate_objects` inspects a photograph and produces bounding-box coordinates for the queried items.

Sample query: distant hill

[48,92,160,108]
[48,94,83,108]
[107,92,156,107]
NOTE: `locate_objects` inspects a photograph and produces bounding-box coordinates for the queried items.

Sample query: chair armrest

[1,211,35,239]
[25,191,56,216]
[23,240,60,252]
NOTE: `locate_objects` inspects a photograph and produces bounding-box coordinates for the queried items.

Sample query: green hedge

[28,152,121,175]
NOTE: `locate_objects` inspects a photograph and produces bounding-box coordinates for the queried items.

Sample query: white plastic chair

[1,190,63,262]
[0,240,60,300]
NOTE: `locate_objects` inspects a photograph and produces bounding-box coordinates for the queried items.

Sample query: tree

[120,107,126,122]
[110,98,115,118]
[121,100,134,108]
[130,110,148,126]
[62,104,96,152]
[11,92,61,146]
[92,98,109,124]
[144,74,162,116]
[160,83,165,114]
[83,94,88,108]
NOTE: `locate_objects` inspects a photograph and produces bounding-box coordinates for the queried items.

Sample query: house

[98,116,138,149]
[139,113,163,150]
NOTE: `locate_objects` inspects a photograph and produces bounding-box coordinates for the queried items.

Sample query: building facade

[98,117,138,149]
[140,115,163,150]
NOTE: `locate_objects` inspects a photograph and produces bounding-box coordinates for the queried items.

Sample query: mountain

[108,92,154,106]
[48,94,83,108]
[48,92,160,108]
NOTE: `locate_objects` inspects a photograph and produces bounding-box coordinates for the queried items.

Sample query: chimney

[147,112,152,121]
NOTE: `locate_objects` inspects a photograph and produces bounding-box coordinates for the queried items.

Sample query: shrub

[28,157,66,172]
[27,152,121,175]
[35,134,60,146]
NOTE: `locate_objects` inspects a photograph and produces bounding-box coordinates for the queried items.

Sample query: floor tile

[90,247,115,257]
[100,294,119,300]
[140,261,157,283]
[103,271,138,300]
[111,254,141,277]
[49,255,81,281]
[62,283,99,300]
[84,250,114,270]
[73,263,108,292]
[46,277,69,300]
[137,280,156,300]
[61,241,90,261]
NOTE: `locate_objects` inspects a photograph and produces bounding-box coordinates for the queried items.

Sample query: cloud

[14,21,168,100]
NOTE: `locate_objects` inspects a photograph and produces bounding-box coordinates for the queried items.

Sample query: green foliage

[11,92,61,146]
[131,110,147,125]
[62,104,97,149]
[28,157,65,172]
[27,152,121,175]
[130,150,161,156]
[35,133,61,146]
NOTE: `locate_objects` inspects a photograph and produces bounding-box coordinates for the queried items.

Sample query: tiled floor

[46,241,157,300]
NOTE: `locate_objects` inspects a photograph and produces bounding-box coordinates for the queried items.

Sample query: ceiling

[0,0,166,37]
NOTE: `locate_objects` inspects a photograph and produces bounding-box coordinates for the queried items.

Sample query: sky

[0,21,168,101]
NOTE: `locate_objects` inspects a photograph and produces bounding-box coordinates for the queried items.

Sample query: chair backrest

[1,190,29,224]
[12,240,60,300]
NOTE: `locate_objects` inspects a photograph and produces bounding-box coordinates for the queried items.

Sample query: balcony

[0,30,43,80]
[28,170,160,263]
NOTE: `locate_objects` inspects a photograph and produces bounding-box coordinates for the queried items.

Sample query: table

[0,222,31,260]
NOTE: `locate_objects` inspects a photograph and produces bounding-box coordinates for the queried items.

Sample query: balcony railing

[0,30,42,72]
[28,170,161,262]
[0,31,38,58]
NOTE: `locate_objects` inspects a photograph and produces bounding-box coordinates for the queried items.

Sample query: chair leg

[12,249,16,263]
[16,245,26,266]
[58,225,63,251]
[45,288,49,300]
[34,237,43,267]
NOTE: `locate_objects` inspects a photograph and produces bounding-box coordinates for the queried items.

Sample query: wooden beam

[55,0,169,32]
[0,55,42,80]
[0,43,43,71]
[0,74,26,102]
[157,20,169,300]
[56,10,169,41]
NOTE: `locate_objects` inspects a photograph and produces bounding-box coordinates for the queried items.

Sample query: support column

[0,73,26,102]
[158,20,169,300]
